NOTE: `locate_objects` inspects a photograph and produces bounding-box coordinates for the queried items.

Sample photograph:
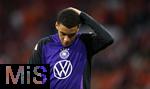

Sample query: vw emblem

[53,60,72,79]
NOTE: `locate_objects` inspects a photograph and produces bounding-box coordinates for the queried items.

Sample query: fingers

[67,7,81,15]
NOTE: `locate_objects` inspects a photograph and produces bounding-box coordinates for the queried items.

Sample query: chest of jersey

[42,37,87,89]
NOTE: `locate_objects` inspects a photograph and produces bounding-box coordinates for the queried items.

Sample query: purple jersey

[42,34,87,89]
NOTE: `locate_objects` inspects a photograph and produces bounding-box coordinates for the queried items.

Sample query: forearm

[80,12,114,44]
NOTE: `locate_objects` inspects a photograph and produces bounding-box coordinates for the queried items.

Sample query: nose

[64,36,70,42]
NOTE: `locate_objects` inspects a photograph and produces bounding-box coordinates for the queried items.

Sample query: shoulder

[37,36,52,45]
[79,32,96,41]
[38,36,51,44]
[34,35,52,51]
[78,32,95,49]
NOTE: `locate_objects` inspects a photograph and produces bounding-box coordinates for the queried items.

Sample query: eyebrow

[60,31,76,36]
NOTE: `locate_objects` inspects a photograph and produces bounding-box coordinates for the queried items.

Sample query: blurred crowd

[0,0,149,89]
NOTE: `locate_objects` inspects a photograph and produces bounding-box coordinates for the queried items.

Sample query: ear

[55,22,59,31]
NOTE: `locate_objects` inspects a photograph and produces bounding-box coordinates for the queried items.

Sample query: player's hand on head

[67,7,81,15]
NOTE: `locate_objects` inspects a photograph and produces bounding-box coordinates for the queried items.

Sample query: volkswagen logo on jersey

[53,60,72,79]
[59,48,70,59]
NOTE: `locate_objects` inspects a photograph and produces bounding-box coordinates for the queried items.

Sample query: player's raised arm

[69,7,114,54]
[81,12,113,50]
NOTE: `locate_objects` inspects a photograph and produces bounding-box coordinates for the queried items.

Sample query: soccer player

[28,7,114,89]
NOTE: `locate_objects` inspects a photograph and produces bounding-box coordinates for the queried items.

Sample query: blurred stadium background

[0,0,149,89]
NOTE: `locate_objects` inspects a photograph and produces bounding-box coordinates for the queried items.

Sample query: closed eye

[61,32,67,36]
[68,33,76,38]
[60,32,76,38]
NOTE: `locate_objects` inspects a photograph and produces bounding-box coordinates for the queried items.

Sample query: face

[55,22,79,47]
